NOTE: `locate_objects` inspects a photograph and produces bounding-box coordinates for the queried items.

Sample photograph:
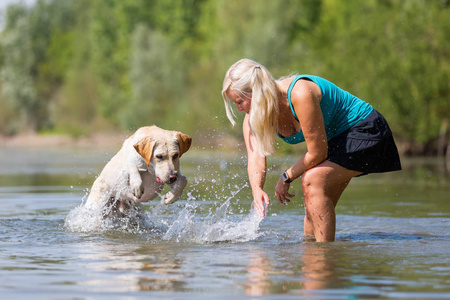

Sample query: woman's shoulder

[277,76,296,92]
[290,77,322,104]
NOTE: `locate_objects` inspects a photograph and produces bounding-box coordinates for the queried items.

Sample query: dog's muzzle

[168,174,178,184]
[157,174,178,184]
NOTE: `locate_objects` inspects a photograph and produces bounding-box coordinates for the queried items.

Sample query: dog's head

[133,128,192,184]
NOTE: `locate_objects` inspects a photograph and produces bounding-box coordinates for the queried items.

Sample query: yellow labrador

[84,126,192,214]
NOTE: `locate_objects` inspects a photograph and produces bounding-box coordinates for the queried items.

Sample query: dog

[84,126,192,215]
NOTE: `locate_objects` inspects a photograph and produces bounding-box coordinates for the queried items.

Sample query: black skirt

[326,109,402,176]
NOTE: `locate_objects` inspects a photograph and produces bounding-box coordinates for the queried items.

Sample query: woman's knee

[301,168,324,197]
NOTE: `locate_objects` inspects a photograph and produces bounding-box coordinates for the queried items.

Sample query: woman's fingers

[275,190,295,204]
[275,184,295,205]
[254,190,270,217]
[254,200,265,217]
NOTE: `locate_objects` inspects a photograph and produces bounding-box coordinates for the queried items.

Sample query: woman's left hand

[275,178,295,205]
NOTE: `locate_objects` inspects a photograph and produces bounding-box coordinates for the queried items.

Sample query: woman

[221,58,401,242]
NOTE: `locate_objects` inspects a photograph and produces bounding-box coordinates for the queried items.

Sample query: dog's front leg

[161,174,187,204]
[128,164,144,199]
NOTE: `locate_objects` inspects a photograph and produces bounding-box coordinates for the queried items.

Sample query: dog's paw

[129,177,143,198]
[134,186,144,198]
[116,189,140,203]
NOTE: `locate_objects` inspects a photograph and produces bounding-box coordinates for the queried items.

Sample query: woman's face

[227,89,251,114]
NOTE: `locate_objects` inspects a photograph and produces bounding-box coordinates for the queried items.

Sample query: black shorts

[327,109,402,176]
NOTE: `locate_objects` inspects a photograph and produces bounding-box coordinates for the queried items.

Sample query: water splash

[64,180,263,243]
[162,184,263,243]
[64,184,156,234]
[64,201,155,234]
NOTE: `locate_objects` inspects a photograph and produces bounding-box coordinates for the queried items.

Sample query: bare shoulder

[290,79,322,105]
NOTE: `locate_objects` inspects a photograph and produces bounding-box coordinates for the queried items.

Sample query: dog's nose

[168,174,178,184]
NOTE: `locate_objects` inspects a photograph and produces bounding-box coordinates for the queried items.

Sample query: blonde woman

[222,58,401,242]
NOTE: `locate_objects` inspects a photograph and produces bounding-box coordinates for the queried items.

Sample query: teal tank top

[280,75,373,144]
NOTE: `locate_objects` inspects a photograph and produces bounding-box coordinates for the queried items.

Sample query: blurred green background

[0,0,449,156]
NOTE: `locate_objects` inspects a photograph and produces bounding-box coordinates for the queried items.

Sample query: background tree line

[0,0,449,156]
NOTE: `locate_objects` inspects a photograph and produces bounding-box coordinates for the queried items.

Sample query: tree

[125,25,186,129]
[0,4,39,132]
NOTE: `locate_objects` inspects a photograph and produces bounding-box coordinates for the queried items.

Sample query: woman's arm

[290,80,328,178]
[275,80,328,204]
[243,114,270,217]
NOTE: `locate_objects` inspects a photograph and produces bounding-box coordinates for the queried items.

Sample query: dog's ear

[176,132,192,157]
[134,137,156,166]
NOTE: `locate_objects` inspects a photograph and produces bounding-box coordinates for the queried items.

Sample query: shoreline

[0,132,246,154]
[3,133,446,159]
[0,132,125,150]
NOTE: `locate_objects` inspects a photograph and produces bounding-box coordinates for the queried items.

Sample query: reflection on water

[300,244,339,292]
[71,240,192,293]
[244,248,272,296]
[0,146,449,299]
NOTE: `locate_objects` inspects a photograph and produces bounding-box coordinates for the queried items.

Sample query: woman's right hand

[253,189,270,217]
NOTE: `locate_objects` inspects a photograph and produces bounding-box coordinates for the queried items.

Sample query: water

[0,145,449,299]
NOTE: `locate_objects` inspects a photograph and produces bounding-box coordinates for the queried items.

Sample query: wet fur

[84,126,192,216]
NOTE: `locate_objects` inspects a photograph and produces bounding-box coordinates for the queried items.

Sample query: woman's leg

[303,215,315,240]
[302,160,362,242]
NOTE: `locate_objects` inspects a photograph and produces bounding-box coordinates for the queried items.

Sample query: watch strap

[281,171,293,184]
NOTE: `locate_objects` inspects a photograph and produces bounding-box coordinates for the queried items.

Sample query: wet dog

[84,126,192,216]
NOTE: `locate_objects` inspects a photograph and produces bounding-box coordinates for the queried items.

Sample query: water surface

[0,146,449,299]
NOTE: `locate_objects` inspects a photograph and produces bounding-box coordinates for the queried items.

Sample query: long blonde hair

[222,59,279,156]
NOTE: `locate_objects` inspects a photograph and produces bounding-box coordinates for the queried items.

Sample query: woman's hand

[275,177,295,205]
[253,189,270,217]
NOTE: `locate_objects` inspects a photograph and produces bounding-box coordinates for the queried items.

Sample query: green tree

[292,0,450,154]
[126,25,186,129]
[0,0,448,155]
[0,4,39,132]
[0,0,80,133]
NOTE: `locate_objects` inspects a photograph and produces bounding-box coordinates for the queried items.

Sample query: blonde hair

[222,59,279,156]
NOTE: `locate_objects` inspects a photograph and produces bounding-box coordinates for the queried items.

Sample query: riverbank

[1,132,448,159]
[0,132,125,150]
[0,131,246,155]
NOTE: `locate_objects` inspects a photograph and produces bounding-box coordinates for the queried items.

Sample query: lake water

[0,145,449,299]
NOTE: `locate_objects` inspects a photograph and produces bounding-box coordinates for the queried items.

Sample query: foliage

[0,0,448,155]
[126,24,186,129]
[0,4,38,132]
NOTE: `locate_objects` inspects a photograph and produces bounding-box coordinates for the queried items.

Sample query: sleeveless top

[279,75,373,144]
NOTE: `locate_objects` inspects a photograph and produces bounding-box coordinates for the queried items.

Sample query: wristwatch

[281,171,293,184]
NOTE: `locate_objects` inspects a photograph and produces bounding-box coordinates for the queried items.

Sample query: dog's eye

[156,155,164,160]
[172,154,179,160]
